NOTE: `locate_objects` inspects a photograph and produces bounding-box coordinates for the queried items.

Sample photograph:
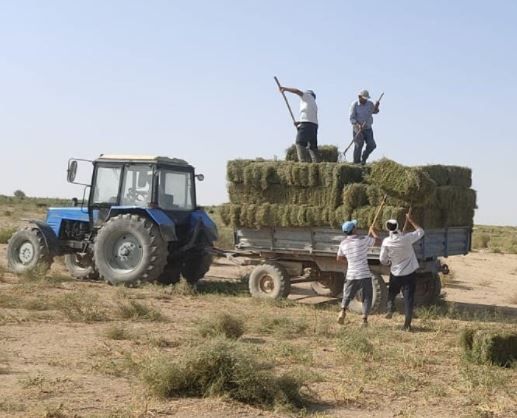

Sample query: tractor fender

[107,207,177,242]
[24,220,61,256]
[191,209,218,243]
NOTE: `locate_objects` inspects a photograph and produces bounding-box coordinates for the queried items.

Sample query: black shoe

[362,317,368,328]
[385,312,393,319]
[403,325,412,332]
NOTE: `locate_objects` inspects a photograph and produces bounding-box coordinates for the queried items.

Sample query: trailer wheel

[249,262,290,299]
[94,214,167,286]
[347,274,388,314]
[414,273,442,306]
[311,272,345,297]
[64,253,99,280]
[7,227,53,276]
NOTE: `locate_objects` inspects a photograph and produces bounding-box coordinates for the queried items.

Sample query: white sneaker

[337,309,346,324]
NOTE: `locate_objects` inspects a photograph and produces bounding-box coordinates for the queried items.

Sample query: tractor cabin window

[158,170,194,210]
[120,165,153,207]
[92,166,122,204]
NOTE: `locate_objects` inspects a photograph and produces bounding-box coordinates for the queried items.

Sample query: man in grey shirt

[349,90,380,165]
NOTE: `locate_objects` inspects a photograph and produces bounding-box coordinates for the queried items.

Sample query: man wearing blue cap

[337,219,379,326]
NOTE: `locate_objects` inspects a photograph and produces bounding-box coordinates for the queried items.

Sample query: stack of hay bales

[461,329,517,367]
[221,158,476,230]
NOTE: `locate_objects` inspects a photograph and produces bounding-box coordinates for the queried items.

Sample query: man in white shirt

[278,85,320,162]
[379,214,424,331]
[337,220,379,326]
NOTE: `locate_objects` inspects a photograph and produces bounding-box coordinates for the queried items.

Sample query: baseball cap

[306,90,316,99]
[386,219,399,231]
[358,89,370,99]
[342,219,358,233]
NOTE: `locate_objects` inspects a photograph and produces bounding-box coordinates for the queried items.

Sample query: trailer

[230,226,471,313]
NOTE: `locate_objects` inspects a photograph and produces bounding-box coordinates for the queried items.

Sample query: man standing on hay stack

[337,220,379,327]
[349,89,380,165]
[278,85,320,163]
[380,213,424,331]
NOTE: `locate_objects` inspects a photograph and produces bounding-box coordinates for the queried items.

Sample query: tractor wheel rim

[259,275,275,293]
[19,242,35,265]
[107,233,143,272]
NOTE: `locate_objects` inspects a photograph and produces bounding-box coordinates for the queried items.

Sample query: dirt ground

[0,245,516,418]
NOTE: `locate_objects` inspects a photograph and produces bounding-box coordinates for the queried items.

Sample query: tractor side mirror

[195,174,205,181]
[67,160,78,183]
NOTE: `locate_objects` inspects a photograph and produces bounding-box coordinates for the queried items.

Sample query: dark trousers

[387,272,416,326]
[296,122,319,162]
[341,277,373,317]
[353,128,376,164]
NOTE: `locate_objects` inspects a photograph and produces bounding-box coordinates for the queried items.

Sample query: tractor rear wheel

[64,253,99,280]
[248,262,291,299]
[7,227,53,276]
[94,214,167,286]
[181,250,213,285]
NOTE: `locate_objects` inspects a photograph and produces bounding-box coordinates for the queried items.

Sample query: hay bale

[342,183,369,211]
[462,329,517,367]
[285,144,339,162]
[365,184,410,208]
[368,159,436,203]
[419,165,472,188]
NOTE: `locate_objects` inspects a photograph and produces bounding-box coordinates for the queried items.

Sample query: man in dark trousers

[278,85,319,162]
[349,89,380,165]
[379,213,424,331]
[337,219,379,327]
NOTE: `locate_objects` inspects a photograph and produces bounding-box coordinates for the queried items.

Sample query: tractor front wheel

[94,214,167,286]
[64,253,99,280]
[7,227,53,276]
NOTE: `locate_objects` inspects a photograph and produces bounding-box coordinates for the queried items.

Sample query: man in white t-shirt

[278,85,320,162]
[379,214,424,331]
[336,220,379,326]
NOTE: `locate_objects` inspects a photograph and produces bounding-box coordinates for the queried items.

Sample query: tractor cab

[83,155,202,227]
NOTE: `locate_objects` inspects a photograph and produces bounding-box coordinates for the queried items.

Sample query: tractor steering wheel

[127,187,148,202]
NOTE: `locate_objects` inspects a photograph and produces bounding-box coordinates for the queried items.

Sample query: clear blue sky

[0,1,515,225]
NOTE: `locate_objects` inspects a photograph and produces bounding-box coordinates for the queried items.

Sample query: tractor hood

[46,207,90,237]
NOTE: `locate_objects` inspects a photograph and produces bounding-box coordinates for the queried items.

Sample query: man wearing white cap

[379,213,424,331]
[336,219,379,326]
[278,85,320,162]
[349,90,380,165]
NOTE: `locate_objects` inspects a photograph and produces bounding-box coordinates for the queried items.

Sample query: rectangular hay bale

[285,144,339,162]
[462,329,517,367]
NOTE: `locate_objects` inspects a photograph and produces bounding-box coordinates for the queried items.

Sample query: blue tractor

[7,155,218,286]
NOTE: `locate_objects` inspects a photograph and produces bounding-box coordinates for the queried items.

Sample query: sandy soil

[0,245,516,417]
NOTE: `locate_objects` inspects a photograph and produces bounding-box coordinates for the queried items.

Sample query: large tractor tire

[347,274,388,315]
[7,227,53,276]
[311,272,345,297]
[93,214,167,286]
[181,250,213,285]
[64,253,99,280]
[249,262,291,299]
[414,273,442,306]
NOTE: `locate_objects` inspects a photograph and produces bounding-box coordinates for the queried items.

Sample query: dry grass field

[0,197,516,417]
